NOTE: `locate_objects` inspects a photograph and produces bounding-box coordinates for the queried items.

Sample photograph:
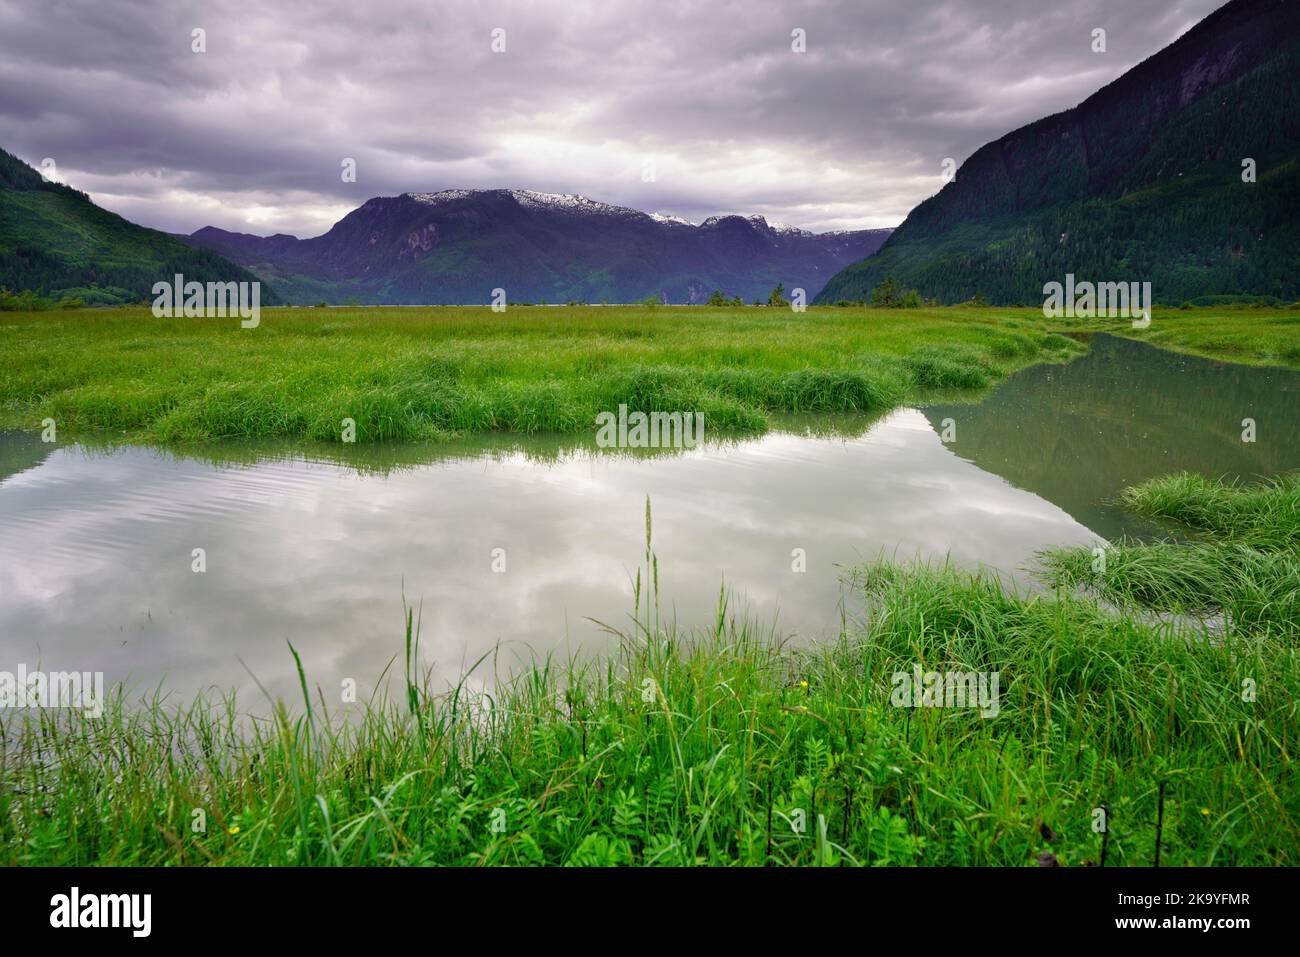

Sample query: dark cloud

[0,0,1225,236]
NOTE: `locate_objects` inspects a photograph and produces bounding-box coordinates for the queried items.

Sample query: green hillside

[817,0,1300,305]
[0,148,277,304]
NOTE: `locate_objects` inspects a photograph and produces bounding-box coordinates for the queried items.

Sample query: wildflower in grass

[228,825,241,834]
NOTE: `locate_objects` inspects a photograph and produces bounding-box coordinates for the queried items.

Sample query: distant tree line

[826,276,943,308]
[0,287,83,310]
[702,284,791,307]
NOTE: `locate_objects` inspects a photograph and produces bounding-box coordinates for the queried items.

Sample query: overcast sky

[0,0,1225,237]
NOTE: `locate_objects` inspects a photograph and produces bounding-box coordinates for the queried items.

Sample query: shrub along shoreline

[1,476,1295,866]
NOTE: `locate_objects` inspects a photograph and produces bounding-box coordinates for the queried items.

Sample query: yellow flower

[1200,808,1211,816]
[799,680,809,689]
[228,825,241,834]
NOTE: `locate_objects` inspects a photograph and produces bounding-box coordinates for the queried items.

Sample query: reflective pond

[1,334,1295,702]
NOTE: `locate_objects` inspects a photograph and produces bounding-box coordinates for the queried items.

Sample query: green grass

[1043,473,1300,640]
[4,304,1294,445]
[2,487,1295,867]
[1,307,1295,866]
[1117,471,1300,549]
[0,304,1090,444]
[1092,308,1300,368]
[4,304,1293,448]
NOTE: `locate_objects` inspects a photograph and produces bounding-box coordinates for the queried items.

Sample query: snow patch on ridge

[769,222,811,236]
[406,188,644,218]
[650,212,695,226]
[510,189,635,216]
[404,189,854,237]
[407,189,480,205]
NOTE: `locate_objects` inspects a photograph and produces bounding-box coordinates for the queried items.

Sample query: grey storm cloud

[0,0,1225,236]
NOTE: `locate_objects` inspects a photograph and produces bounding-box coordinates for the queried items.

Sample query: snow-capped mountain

[184,188,892,305]
[410,189,644,219]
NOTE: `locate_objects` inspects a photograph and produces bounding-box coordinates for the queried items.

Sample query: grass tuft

[1043,472,1300,637]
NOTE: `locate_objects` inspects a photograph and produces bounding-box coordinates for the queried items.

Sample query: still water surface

[1,335,1295,702]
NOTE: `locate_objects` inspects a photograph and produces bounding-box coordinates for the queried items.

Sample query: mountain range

[181,189,892,305]
[817,0,1300,305]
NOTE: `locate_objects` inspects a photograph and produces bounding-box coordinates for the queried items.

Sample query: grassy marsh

[0,304,1088,444]
[4,304,1294,449]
